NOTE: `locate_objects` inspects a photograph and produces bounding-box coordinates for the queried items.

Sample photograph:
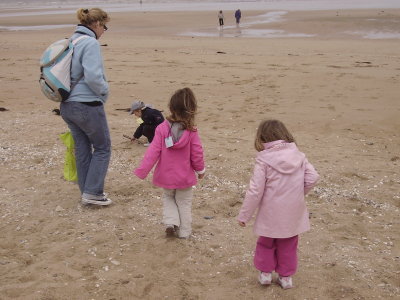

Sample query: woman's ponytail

[76,8,110,26]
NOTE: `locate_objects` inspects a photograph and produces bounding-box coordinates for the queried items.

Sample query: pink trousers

[254,235,298,277]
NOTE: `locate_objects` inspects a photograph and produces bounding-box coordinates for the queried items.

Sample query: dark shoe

[165,225,175,237]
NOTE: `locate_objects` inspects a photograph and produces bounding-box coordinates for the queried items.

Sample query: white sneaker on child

[258,272,272,285]
[277,276,293,289]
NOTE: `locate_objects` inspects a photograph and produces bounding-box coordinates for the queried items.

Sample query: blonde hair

[76,8,110,26]
[254,119,295,151]
[166,88,197,131]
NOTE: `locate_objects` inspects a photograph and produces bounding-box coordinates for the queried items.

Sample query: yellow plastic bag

[60,131,78,182]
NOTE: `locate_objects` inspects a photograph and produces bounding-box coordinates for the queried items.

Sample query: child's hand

[198,173,205,179]
[238,221,246,227]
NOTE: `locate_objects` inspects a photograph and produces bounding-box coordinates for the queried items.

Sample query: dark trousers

[142,124,157,142]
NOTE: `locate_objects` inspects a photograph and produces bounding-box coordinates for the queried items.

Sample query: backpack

[39,35,88,102]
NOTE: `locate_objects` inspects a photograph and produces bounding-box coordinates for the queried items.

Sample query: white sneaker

[143,143,150,147]
[258,272,272,285]
[277,276,293,289]
[82,196,112,206]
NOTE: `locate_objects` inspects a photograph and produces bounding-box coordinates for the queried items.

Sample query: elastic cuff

[196,168,206,175]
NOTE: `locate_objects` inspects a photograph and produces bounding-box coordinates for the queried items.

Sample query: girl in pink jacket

[238,119,319,289]
[134,88,205,239]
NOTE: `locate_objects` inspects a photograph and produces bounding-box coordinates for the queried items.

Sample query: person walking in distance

[235,9,242,25]
[218,10,224,28]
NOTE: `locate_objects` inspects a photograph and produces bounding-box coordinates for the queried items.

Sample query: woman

[60,8,112,206]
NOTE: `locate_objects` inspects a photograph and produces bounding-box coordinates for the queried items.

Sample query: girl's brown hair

[254,119,296,151]
[166,87,197,131]
[77,8,110,26]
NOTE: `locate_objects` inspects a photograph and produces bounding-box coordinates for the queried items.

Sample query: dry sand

[0,8,399,300]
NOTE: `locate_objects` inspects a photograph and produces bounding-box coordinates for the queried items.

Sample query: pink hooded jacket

[237,140,319,238]
[134,120,205,189]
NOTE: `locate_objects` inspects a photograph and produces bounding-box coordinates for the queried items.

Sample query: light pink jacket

[134,120,205,189]
[238,140,319,238]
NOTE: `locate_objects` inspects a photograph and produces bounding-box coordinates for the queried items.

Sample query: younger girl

[237,119,319,289]
[134,88,205,238]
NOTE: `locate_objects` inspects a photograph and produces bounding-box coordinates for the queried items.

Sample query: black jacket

[133,107,164,139]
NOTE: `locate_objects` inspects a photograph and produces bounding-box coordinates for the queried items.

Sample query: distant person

[129,100,164,146]
[237,119,319,289]
[235,9,241,25]
[60,8,112,206]
[218,10,224,28]
[134,88,205,239]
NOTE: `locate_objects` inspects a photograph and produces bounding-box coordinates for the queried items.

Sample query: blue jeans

[60,101,111,198]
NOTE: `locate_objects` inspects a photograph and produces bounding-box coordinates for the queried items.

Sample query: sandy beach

[0,3,399,299]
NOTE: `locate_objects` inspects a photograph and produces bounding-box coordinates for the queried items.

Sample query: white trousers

[162,187,193,238]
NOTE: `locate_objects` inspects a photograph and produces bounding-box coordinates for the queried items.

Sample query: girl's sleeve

[190,131,205,174]
[237,157,267,223]
[304,158,320,194]
[133,126,163,179]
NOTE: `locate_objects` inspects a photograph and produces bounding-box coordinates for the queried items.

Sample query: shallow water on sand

[1,0,400,14]
[180,10,315,39]
[1,1,399,39]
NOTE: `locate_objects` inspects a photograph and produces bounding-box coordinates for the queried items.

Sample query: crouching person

[130,100,164,146]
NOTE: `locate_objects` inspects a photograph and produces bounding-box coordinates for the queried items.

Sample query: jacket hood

[259,140,305,174]
[170,131,191,149]
[74,24,97,39]
[162,121,192,149]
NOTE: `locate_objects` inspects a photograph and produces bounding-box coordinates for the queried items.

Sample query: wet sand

[0,7,399,300]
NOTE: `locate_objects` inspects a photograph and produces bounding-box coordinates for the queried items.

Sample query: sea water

[1,0,400,14]
[0,0,399,39]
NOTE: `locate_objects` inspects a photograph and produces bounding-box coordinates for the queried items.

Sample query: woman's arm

[81,39,109,101]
